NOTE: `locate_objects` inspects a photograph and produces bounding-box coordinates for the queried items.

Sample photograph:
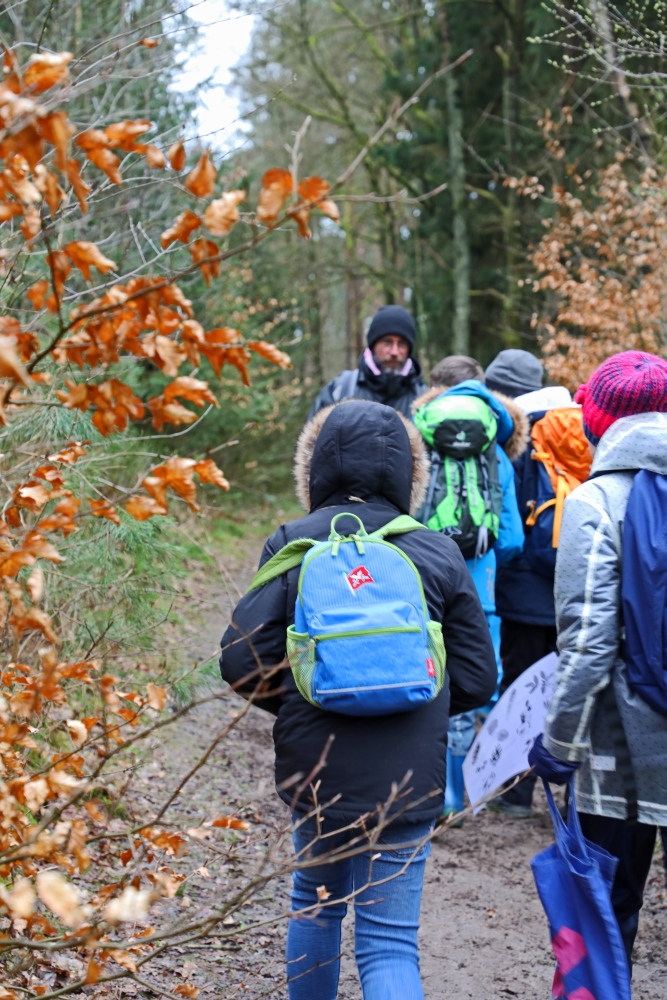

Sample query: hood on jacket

[591,412,667,477]
[412,379,529,462]
[294,399,430,515]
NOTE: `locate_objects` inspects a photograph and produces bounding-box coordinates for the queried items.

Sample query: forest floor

[117,512,667,1000]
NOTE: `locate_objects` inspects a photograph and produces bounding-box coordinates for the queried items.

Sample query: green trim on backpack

[246,514,427,592]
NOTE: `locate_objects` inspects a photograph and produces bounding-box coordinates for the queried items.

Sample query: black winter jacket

[307,352,427,422]
[220,401,496,825]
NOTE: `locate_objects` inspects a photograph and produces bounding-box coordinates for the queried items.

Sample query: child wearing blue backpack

[530,351,667,966]
[220,399,497,1000]
[412,355,528,816]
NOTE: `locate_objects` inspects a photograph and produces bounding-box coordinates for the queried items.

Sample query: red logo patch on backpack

[426,658,436,678]
[347,565,374,591]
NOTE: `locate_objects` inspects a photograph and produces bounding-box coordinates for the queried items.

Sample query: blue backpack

[247,512,446,716]
[621,469,667,715]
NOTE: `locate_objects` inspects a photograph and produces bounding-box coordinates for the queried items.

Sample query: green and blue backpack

[414,392,503,559]
[247,512,446,716]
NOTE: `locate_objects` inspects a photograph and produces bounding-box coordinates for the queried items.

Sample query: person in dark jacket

[307,304,427,421]
[487,350,576,817]
[220,400,496,1000]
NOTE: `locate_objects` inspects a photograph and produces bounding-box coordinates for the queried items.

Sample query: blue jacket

[414,380,528,612]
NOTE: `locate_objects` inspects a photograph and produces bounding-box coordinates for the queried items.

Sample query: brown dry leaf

[247,340,292,369]
[185,150,216,198]
[160,209,202,248]
[42,170,66,216]
[0,334,30,385]
[66,719,88,746]
[125,496,168,521]
[64,241,116,281]
[114,951,139,973]
[37,870,88,928]
[84,799,107,823]
[146,682,167,710]
[256,167,293,227]
[0,202,23,222]
[198,326,241,377]
[66,159,91,213]
[20,205,41,241]
[174,987,200,999]
[316,885,332,901]
[27,566,44,603]
[203,190,245,236]
[194,459,229,491]
[27,278,49,310]
[86,146,122,185]
[140,37,159,48]
[38,110,74,170]
[103,886,152,924]
[105,119,152,151]
[141,144,166,168]
[84,958,102,985]
[0,877,36,919]
[75,128,110,152]
[24,777,49,811]
[12,607,59,644]
[211,816,250,830]
[163,375,217,408]
[168,138,186,171]
[49,440,88,464]
[88,498,120,525]
[23,51,73,92]
[147,398,198,433]
[224,345,252,386]
[291,176,340,238]
[46,249,71,303]
[188,239,220,286]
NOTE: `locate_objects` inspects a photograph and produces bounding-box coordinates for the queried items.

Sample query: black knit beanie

[366,305,416,353]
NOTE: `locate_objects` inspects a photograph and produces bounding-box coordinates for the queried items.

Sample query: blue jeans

[287,818,433,1000]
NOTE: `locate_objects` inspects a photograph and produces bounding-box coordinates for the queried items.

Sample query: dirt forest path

[132,527,667,1000]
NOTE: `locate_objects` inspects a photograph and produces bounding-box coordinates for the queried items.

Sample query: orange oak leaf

[140,37,159,48]
[23,52,73,92]
[143,457,199,510]
[105,119,152,151]
[203,190,245,236]
[75,129,110,152]
[189,239,220,286]
[167,138,186,171]
[194,459,229,491]
[0,202,23,223]
[140,144,166,169]
[184,150,216,198]
[199,326,242,378]
[0,335,30,384]
[224,345,252,386]
[42,170,66,216]
[160,209,201,249]
[247,340,292,369]
[88,498,120,525]
[46,249,71,303]
[19,205,40,240]
[27,278,49,310]
[256,167,293,228]
[48,441,88,464]
[125,496,168,521]
[64,241,117,281]
[66,159,91,213]
[38,111,74,170]
[86,147,122,185]
[290,176,340,238]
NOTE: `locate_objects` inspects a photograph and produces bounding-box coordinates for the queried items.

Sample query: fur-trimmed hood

[412,380,530,462]
[294,399,430,515]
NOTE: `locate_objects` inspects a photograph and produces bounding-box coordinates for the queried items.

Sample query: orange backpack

[525,407,592,550]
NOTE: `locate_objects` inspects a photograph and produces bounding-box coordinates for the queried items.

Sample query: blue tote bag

[531,780,631,1000]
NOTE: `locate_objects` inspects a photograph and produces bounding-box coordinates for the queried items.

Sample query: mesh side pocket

[286,625,317,706]
[427,620,446,695]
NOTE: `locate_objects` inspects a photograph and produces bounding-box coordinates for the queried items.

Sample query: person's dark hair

[429,355,485,388]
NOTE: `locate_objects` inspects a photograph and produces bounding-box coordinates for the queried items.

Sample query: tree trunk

[439,3,470,354]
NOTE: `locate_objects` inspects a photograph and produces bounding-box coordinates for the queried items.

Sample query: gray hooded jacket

[544,412,667,824]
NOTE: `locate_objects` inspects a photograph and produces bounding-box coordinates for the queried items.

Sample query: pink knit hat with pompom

[575,351,667,444]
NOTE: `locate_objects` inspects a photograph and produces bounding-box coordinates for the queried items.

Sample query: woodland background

[1,0,667,996]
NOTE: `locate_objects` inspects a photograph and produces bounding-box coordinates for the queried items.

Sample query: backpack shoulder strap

[370,515,428,539]
[331,369,359,402]
[246,538,318,592]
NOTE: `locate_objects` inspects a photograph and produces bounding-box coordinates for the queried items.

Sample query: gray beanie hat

[485,349,544,398]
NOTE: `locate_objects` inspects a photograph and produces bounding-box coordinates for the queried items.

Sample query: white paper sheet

[462,652,558,813]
